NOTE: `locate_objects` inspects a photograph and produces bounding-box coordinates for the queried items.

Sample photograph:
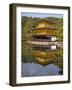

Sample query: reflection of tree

[53,48,63,73]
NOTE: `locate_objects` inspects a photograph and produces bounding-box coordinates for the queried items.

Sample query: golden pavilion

[27,20,63,65]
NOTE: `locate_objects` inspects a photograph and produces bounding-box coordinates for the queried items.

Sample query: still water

[21,63,61,77]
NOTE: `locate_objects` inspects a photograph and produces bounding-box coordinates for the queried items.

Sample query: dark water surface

[21,63,61,77]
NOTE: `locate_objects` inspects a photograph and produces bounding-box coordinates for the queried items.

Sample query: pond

[21,63,62,77]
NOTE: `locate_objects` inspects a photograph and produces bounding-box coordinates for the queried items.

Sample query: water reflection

[21,63,61,77]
